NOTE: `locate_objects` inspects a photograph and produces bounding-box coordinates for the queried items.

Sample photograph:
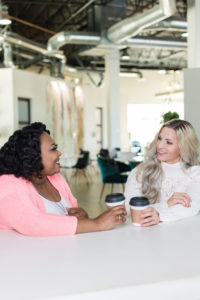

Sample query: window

[127,102,184,150]
[18,98,31,129]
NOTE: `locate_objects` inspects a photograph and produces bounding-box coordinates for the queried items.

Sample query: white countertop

[1,216,200,300]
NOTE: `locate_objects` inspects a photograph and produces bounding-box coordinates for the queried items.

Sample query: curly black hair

[0,122,50,180]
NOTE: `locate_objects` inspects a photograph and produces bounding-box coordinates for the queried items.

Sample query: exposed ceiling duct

[0,0,186,74]
[148,17,187,31]
[3,42,14,68]
[46,0,177,55]
[47,32,101,52]
[125,37,187,49]
[107,0,176,43]
[3,33,65,61]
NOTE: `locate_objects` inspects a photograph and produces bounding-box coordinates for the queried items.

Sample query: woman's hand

[140,207,160,227]
[94,205,127,231]
[167,192,191,208]
[75,206,127,233]
[68,207,88,219]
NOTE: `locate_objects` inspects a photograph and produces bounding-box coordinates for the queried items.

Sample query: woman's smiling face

[156,127,180,164]
[40,132,62,176]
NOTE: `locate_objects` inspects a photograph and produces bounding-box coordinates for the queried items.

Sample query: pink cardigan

[0,173,78,236]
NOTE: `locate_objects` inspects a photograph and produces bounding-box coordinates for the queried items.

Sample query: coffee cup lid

[129,196,149,206]
[105,193,125,203]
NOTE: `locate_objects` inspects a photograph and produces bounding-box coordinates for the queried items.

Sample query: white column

[105,48,121,150]
[184,0,200,138]
[187,0,200,67]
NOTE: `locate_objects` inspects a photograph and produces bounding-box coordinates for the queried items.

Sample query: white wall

[0,69,15,146]
[0,68,184,158]
[13,68,49,126]
[82,83,107,158]
[0,69,76,161]
[82,70,183,153]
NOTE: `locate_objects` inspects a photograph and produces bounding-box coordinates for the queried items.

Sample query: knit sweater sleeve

[0,175,78,236]
[152,166,200,223]
[124,167,143,211]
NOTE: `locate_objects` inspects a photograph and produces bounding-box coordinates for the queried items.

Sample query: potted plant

[161,111,179,124]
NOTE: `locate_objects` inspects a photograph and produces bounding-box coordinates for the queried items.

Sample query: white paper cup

[105,193,125,209]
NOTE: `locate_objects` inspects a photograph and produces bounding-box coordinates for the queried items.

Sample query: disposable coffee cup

[129,197,149,226]
[105,193,125,209]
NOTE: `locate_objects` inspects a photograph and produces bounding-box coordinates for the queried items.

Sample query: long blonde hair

[136,119,200,204]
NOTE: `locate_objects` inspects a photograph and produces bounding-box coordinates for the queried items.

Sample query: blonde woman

[125,119,200,226]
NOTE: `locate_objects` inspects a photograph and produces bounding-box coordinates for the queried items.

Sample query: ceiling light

[119,72,138,77]
[0,18,11,25]
[157,69,167,75]
[0,2,11,25]
[181,32,189,38]
[121,49,130,61]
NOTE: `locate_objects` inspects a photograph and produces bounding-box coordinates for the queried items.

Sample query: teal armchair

[97,157,128,199]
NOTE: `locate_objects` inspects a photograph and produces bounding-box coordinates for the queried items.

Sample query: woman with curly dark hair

[0,122,126,236]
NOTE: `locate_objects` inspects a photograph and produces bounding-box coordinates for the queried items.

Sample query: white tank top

[40,193,71,216]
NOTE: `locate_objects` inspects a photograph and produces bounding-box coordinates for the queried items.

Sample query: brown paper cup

[130,205,149,226]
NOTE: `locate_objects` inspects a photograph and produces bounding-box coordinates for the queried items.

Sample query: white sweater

[124,162,200,223]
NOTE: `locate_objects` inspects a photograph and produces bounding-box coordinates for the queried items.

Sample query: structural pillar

[187,0,200,68]
[105,48,121,150]
[184,0,200,138]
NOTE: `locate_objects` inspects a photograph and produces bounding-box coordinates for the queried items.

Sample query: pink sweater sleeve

[0,175,78,236]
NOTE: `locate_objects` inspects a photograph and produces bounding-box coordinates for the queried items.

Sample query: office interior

[1,0,200,299]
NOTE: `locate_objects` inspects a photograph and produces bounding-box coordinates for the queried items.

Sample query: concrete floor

[60,164,125,219]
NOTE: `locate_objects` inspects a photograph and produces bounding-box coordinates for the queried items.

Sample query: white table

[1,216,200,300]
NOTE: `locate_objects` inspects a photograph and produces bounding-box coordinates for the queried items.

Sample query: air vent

[87,0,126,33]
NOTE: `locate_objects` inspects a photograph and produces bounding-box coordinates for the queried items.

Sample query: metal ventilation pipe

[125,37,187,49]
[3,32,66,61]
[3,42,14,68]
[158,17,187,30]
[107,0,176,43]
[47,31,101,51]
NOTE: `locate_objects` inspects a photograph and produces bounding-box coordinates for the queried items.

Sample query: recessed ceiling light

[181,32,189,38]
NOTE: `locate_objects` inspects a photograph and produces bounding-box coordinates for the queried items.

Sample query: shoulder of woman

[188,165,200,179]
[0,174,26,184]
[0,174,29,197]
[127,166,141,183]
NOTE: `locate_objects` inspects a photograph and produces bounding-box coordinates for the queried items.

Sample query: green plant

[161,111,179,124]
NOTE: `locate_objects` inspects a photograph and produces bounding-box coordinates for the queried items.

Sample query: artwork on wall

[74,85,85,154]
[46,80,85,160]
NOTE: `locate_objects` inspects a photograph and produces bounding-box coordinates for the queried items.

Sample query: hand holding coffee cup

[129,197,149,226]
[105,193,125,209]
[105,193,126,221]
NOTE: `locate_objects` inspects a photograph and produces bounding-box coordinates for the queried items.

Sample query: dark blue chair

[71,150,91,184]
[128,161,141,170]
[97,157,128,199]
